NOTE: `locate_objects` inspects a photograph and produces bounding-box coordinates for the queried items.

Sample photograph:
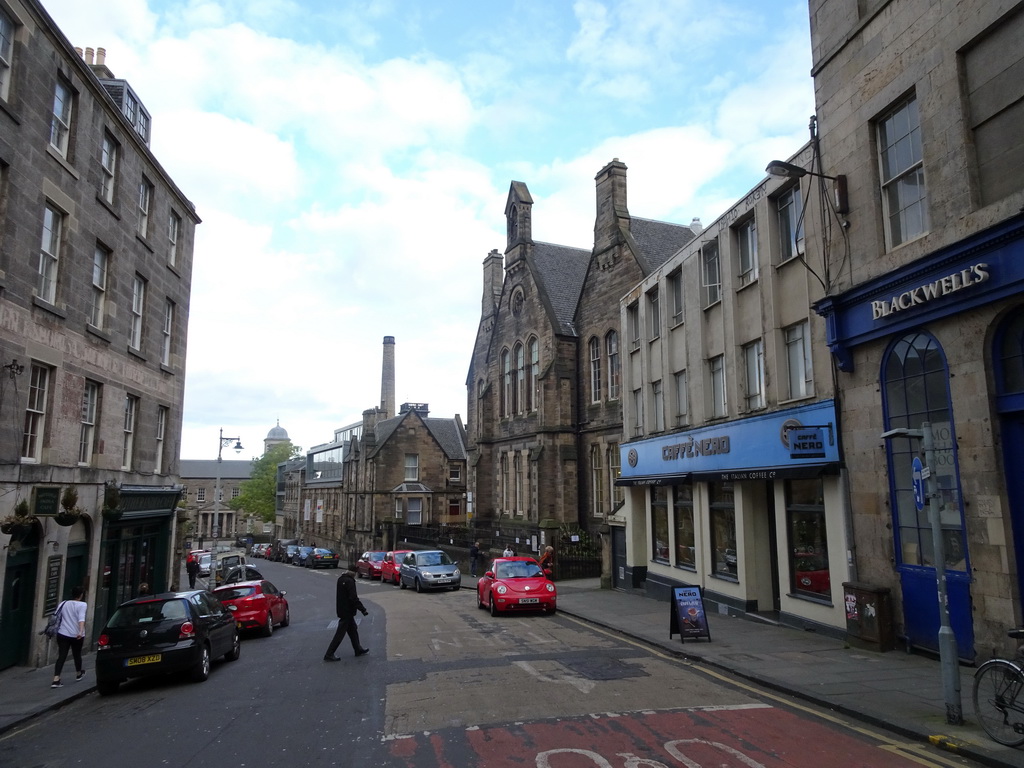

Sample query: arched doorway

[994,309,1024,620]
[0,524,41,670]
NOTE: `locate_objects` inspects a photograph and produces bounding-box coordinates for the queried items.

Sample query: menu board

[44,555,63,613]
[670,585,710,642]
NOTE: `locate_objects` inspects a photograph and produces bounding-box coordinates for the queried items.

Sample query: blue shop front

[615,400,849,635]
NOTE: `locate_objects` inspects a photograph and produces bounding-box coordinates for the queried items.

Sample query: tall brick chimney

[482,249,503,316]
[594,158,630,260]
[380,336,395,418]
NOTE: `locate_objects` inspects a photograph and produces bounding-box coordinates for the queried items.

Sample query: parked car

[198,553,213,577]
[356,551,387,579]
[94,590,240,695]
[381,550,412,585]
[213,552,248,586]
[214,579,289,637]
[306,547,340,569]
[477,557,556,616]
[399,550,461,592]
[221,565,264,585]
[291,546,315,566]
[249,544,268,558]
[276,543,299,563]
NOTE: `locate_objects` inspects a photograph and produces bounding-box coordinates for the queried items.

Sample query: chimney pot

[85,47,94,65]
[96,47,106,66]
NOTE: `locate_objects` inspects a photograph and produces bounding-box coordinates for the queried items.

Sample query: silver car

[398,550,461,593]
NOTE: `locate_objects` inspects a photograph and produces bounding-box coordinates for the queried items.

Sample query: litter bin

[843,582,894,651]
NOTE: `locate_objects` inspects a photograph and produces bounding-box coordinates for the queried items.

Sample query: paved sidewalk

[2,578,1023,767]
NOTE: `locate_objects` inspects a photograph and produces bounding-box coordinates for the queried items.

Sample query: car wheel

[191,645,211,682]
[356,569,363,579]
[262,611,274,637]
[477,590,485,609]
[451,585,460,591]
[415,578,423,594]
[392,573,400,585]
[225,631,241,661]
[489,593,499,617]
[399,577,407,590]
[96,679,120,696]
[281,605,290,627]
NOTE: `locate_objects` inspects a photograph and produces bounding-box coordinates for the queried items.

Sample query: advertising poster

[670,586,710,642]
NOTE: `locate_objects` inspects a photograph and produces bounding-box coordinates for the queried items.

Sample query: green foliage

[228,441,300,522]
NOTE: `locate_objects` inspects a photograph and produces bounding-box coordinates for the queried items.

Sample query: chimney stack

[380,336,396,418]
[96,47,106,67]
[85,47,95,65]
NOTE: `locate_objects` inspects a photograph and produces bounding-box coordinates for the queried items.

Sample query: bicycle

[973,628,1024,746]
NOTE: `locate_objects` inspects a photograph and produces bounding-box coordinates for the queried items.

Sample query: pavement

[1,577,1023,767]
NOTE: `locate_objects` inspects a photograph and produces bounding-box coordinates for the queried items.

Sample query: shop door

[611,526,626,590]
[1002,416,1024,615]
[0,541,39,670]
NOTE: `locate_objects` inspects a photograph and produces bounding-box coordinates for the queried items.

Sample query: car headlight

[496,585,508,595]
[546,583,555,593]
[452,569,460,577]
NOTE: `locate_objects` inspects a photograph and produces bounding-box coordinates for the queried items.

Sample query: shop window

[709,482,736,578]
[651,487,669,563]
[673,485,695,569]
[785,478,830,599]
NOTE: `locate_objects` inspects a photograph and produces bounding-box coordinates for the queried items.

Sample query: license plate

[437,578,451,584]
[520,598,539,604]
[126,654,161,667]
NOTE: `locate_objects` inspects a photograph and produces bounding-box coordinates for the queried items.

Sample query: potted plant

[101,482,122,522]
[1,499,36,536]
[55,487,84,526]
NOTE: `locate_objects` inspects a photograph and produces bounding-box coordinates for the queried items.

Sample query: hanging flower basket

[1,515,36,536]
[101,506,123,522]
[55,487,85,526]
[54,510,82,526]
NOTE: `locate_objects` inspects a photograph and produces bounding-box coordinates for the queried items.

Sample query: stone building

[466,160,697,550]
[616,139,850,635]
[808,0,1024,660]
[0,1,197,669]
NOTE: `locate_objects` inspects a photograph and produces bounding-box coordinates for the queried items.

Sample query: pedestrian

[324,564,370,661]
[186,554,200,589]
[469,541,481,577]
[502,545,515,557]
[138,582,151,596]
[51,585,88,688]
[538,545,554,576]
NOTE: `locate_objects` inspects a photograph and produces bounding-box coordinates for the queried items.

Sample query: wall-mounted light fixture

[3,358,25,379]
[766,159,849,215]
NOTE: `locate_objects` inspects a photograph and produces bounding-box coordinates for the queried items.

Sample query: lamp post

[211,428,244,587]
[881,423,962,725]
[765,159,849,215]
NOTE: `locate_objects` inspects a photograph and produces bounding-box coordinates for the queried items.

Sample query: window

[786,479,830,598]
[589,337,602,403]
[651,487,669,562]
[500,454,509,513]
[591,444,605,516]
[709,482,737,578]
[137,179,153,238]
[632,388,643,435]
[736,218,758,286]
[448,498,461,517]
[168,212,181,267]
[709,355,726,418]
[627,303,640,350]
[404,454,419,481]
[130,276,146,350]
[784,321,814,399]
[674,369,688,426]
[22,364,50,461]
[155,406,168,473]
[776,187,805,262]
[0,8,12,101]
[653,380,665,431]
[162,300,174,366]
[79,381,100,465]
[448,463,461,482]
[514,342,525,414]
[647,287,661,339]
[122,394,139,470]
[90,245,108,328]
[878,95,928,247]
[743,339,765,410]
[673,485,695,569]
[667,271,684,326]
[501,349,511,416]
[701,240,721,307]
[407,498,423,525]
[100,132,117,203]
[527,337,539,411]
[394,498,403,518]
[50,79,73,157]
[197,488,206,503]
[608,443,623,506]
[231,487,240,499]
[606,331,620,400]
[513,453,523,515]
[38,204,62,304]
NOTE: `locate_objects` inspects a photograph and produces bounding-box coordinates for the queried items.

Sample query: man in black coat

[324,564,369,661]
[186,556,200,589]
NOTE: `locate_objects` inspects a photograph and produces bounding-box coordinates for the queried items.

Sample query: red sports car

[380,550,412,585]
[477,557,556,616]
[356,551,387,579]
[214,579,290,637]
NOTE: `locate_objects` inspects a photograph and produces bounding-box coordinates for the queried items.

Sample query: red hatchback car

[356,551,387,579]
[214,580,290,637]
[380,550,412,585]
[477,557,556,616]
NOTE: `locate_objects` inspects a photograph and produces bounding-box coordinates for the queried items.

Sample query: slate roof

[530,241,591,336]
[367,412,467,460]
[630,217,698,272]
[178,459,253,480]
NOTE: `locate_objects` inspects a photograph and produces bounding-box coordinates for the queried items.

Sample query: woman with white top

[51,585,87,688]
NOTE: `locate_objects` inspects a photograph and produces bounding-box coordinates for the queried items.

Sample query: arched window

[501,349,511,417]
[527,336,539,412]
[514,342,525,414]
[589,337,602,403]
[997,311,1024,395]
[606,331,620,400]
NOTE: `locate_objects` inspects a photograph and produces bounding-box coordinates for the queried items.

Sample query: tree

[229,442,301,523]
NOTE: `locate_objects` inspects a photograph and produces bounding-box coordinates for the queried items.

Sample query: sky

[41,0,815,461]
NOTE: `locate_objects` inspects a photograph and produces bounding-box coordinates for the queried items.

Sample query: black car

[94,590,240,695]
[291,546,314,566]
[276,544,299,563]
[305,548,340,569]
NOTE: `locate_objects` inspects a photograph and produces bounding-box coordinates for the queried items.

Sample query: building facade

[466,160,697,554]
[0,0,198,669]
[616,140,851,634]
[809,0,1024,659]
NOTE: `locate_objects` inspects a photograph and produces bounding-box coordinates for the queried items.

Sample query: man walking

[186,553,200,589]
[324,564,370,661]
[469,541,480,577]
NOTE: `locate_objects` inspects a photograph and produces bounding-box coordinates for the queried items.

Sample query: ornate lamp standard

[210,428,243,584]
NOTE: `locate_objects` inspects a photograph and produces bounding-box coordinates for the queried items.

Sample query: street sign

[912,456,925,511]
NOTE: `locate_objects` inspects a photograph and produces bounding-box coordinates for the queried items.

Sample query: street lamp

[211,428,244,587]
[765,159,849,215]
[880,423,962,725]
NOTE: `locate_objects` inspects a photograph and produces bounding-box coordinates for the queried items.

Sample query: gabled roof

[178,459,252,480]
[366,411,468,460]
[530,241,591,336]
[630,217,698,272]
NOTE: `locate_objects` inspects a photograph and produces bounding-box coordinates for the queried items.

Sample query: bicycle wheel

[973,659,1024,746]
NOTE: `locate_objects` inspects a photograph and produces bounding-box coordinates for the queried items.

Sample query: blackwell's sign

[872,263,989,320]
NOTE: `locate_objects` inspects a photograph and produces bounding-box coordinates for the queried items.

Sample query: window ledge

[736,278,759,292]
[127,346,147,362]
[702,299,722,311]
[166,261,182,278]
[46,145,80,179]
[136,233,154,252]
[86,323,112,343]
[651,558,670,566]
[786,591,833,607]
[96,194,120,219]
[669,319,684,330]
[709,572,739,584]
[32,295,67,318]
[0,98,20,124]
[778,393,816,407]
[674,563,697,573]
[160,363,175,375]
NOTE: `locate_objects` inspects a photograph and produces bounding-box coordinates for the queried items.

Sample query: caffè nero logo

[872,263,989,320]
[627,448,638,467]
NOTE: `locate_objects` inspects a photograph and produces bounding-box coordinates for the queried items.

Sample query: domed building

[264,421,289,454]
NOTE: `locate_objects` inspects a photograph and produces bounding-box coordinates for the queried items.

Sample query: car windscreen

[418,552,452,567]
[496,562,543,579]
[313,548,332,555]
[108,598,188,627]
[217,586,256,600]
